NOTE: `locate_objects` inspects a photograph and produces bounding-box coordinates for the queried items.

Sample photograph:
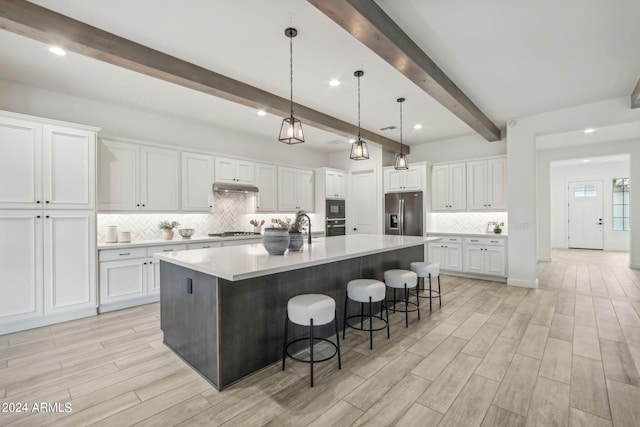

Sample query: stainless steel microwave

[326,199,345,219]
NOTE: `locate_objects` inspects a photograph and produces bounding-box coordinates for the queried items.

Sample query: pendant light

[350,70,369,160]
[279,28,305,144]
[394,97,408,170]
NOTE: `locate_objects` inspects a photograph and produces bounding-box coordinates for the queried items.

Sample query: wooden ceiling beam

[0,0,406,153]
[631,77,640,109]
[308,0,502,142]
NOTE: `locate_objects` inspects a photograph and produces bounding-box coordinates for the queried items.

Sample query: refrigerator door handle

[399,198,405,236]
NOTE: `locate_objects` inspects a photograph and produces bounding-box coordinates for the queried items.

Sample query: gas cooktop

[208,231,261,237]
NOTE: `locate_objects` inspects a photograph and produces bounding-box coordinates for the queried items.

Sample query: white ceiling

[0,0,639,153]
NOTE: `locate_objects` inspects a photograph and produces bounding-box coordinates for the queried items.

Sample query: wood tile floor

[2,248,640,426]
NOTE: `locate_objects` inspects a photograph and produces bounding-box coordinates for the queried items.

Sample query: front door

[568,180,603,249]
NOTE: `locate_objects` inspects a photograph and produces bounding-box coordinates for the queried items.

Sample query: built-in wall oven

[326,199,346,237]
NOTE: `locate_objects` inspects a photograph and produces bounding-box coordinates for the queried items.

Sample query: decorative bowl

[178,228,195,239]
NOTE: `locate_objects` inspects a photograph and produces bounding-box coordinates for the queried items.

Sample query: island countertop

[155,234,439,281]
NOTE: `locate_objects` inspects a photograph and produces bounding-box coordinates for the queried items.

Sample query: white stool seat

[384,269,418,289]
[347,279,386,303]
[410,262,440,278]
[288,294,335,326]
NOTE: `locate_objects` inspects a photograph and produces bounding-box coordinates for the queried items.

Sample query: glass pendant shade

[279,116,305,144]
[394,152,408,169]
[350,139,369,160]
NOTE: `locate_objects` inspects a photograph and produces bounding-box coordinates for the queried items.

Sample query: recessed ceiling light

[584,128,596,134]
[49,46,67,56]
[413,124,423,130]
[583,159,590,163]
[257,110,266,116]
[348,138,356,143]
[329,79,340,87]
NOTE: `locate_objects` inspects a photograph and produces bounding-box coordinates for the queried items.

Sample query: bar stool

[343,279,390,349]
[282,294,341,387]
[410,262,442,311]
[384,269,419,327]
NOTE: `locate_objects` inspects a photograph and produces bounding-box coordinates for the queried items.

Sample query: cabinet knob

[46,215,50,218]
[143,262,147,265]
[37,215,41,218]
[136,204,140,207]
[36,201,41,204]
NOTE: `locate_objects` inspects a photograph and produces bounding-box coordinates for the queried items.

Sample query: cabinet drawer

[431,235,461,243]
[463,237,505,246]
[100,247,147,262]
[147,244,188,256]
[187,242,222,250]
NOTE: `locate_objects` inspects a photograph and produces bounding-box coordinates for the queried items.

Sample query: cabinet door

[235,160,255,184]
[297,169,315,212]
[43,211,96,314]
[462,245,484,274]
[431,165,449,210]
[43,126,96,209]
[466,160,487,210]
[0,212,43,322]
[98,140,139,210]
[255,163,277,211]
[385,169,404,192]
[448,163,467,210]
[0,117,42,209]
[427,243,443,265]
[484,246,506,276]
[334,172,346,198]
[278,167,297,211]
[99,258,146,304]
[181,152,213,211]
[148,257,160,296]
[487,158,507,210]
[445,244,463,271]
[140,146,179,211]
[403,167,421,191]
[325,171,337,198]
[214,157,237,183]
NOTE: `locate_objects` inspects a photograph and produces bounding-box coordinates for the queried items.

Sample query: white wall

[0,79,330,168]
[409,134,506,164]
[509,97,640,288]
[549,159,630,252]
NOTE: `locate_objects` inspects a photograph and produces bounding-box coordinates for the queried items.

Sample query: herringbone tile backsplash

[97,192,315,242]
[429,212,508,234]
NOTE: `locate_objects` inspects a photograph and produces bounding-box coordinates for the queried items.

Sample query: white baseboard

[630,263,640,270]
[98,295,160,313]
[0,307,97,335]
[507,277,539,288]
[440,270,507,283]
[538,257,552,262]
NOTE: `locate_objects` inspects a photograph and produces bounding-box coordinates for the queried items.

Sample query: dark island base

[160,245,423,390]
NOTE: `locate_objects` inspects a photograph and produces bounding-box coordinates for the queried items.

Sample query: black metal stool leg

[282,310,288,371]
[334,310,341,369]
[369,296,373,349]
[438,275,442,306]
[393,288,397,313]
[404,284,409,327]
[309,318,314,387]
[429,274,432,312]
[384,300,390,338]
[415,283,421,320]
[360,302,364,329]
[343,291,348,339]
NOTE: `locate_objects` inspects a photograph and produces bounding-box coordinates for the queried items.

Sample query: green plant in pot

[262,218,290,255]
[288,210,308,251]
[158,221,180,240]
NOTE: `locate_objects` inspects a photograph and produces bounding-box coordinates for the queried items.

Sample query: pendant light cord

[357,73,361,140]
[399,100,403,155]
[289,34,294,117]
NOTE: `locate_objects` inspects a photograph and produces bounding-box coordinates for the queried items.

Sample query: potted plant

[262,218,290,255]
[158,221,180,240]
[287,211,308,251]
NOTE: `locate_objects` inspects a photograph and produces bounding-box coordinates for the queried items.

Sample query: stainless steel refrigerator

[385,191,423,236]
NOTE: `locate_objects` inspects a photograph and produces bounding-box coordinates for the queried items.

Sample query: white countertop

[154,234,439,281]
[426,231,508,238]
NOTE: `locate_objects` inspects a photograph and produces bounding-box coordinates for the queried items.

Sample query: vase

[494,227,502,234]
[262,228,289,255]
[162,229,174,240]
[288,232,304,251]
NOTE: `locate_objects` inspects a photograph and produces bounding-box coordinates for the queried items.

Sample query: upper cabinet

[214,157,254,185]
[0,115,97,210]
[255,163,277,212]
[466,158,507,210]
[181,152,214,211]
[278,167,314,212]
[384,164,424,193]
[99,139,179,211]
[432,163,466,211]
[325,170,346,199]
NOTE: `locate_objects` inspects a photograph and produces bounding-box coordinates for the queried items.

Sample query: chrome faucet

[299,213,312,245]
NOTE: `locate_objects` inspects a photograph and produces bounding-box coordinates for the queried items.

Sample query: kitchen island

[155,234,437,390]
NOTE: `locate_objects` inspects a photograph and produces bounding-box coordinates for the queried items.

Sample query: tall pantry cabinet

[0,111,99,334]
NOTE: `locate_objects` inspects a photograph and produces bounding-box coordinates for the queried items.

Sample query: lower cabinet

[427,238,462,272]
[428,234,507,279]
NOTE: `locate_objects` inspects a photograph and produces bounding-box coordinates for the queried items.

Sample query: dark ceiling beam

[308,0,502,142]
[631,78,640,109]
[0,0,406,153]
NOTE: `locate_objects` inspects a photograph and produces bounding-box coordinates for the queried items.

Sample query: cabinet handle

[202,245,211,248]
[119,253,131,256]
[142,204,146,207]
[46,201,50,204]
[37,215,41,218]
[36,200,41,204]
[187,278,193,294]
[490,240,498,243]
[471,239,478,242]
[143,262,147,265]
[163,249,173,252]
[136,204,140,207]
[46,215,50,218]
[149,261,153,264]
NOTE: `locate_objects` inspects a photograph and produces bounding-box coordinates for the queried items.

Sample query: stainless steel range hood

[212,183,259,193]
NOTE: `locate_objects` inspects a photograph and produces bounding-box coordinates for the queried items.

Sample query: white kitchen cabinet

[466,157,507,210]
[325,170,346,199]
[98,140,179,211]
[432,163,466,210]
[384,165,423,192]
[0,115,97,210]
[0,210,97,334]
[427,236,462,272]
[181,152,214,211]
[214,157,254,184]
[255,163,277,212]
[278,167,315,212]
[462,237,506,277]
[187,241,222,250]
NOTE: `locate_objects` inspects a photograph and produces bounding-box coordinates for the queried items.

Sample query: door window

[612,178,630,231]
